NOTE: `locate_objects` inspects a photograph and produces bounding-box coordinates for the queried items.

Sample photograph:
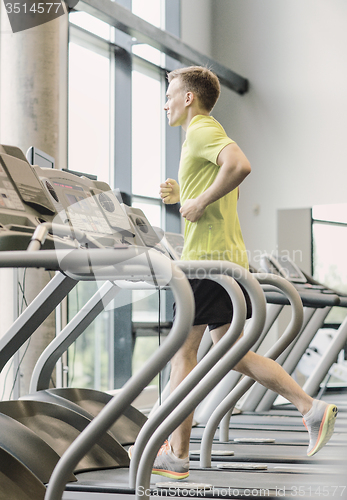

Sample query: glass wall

[67,22,115,390]
[65,1,179,391]
[312,204,347,325]
[131,60,166,330]
[130,1,168,386]
[67,282,115,390]
[131,65,163,199]
[131,0,165,65]
[68,26,112,182]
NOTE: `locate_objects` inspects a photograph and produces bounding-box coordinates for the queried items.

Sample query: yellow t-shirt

[178,115,248,268]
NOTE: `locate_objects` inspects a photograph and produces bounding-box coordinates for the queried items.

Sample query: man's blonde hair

[167,66,221,112]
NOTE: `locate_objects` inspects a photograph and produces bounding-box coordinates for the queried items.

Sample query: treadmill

[191,253,342,439]
[194,254,345,445]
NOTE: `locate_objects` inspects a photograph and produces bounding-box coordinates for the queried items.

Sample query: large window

[131,0,165,65]
[131,61,166,328]
[67,282,115,390]
[132,0,163,26]
[312,203,347,325]
[130,2,169,386]
[67,22,115,391]
[131,65,163,199]
[68,26,112,182]
[65,1,180,391]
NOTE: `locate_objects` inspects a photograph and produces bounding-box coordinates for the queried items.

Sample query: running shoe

[152,440,189,479]
[303,399,338,456]
[128,440,189,479]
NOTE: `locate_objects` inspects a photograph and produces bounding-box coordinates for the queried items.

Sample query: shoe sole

[306,404,338,457]
[129,445,189,479]
[152,468,189,480]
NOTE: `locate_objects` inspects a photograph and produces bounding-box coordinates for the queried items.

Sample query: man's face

[164,77,188,127]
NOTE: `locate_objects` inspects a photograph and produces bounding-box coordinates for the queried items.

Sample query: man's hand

[180,198,205,222]
[159,178,180,204]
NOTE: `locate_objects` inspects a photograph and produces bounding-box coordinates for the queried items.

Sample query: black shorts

[174,278,252,331]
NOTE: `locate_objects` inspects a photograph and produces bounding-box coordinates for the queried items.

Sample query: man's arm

[179,142,251,222]
[159,178,180,204]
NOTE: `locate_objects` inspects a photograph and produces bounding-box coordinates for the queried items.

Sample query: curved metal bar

[253,306,330,413]
[200,273,303,467]
[135,262,267,500]
[219,298,314,435]
[27,222,86,251]
[242,286,339,413]
[44,254,194,500]
[29,281,121,393]
[128,273,246,488]
[0,247,170,374]
[0,247,171,283]
[303,310,347,396]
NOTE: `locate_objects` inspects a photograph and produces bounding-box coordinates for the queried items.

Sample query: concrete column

[0,4,69,396]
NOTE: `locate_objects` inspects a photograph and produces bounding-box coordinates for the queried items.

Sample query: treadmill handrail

[302,311,347,396]
[44,254,194,500]
[128,273,247,488]
[27,222,86,251]
[29,281,122,393]
[263,287,340,308]
[249,283,347,412]
[0,246,162,276]
[199,273,304,468]
[253,305,332,413]
[0,247,175,372]
[135,262,267,499]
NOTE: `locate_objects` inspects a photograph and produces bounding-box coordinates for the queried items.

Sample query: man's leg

[210,324,313,414]
[169,324,207,458]
[235,351,313,413]
[210,324,338,456]
[146,324,206,479]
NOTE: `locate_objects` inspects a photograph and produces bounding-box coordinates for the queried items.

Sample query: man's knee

[233,350,253,375]
[172,345,198,367]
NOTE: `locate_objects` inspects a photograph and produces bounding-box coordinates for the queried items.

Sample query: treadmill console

[0,153,55,215]
[0,157,27,213]
[0,145,134,250]
[121,205,171,259]
[260,254,307,284]
[37,173,130,239]
[0,144,182,260]
[160,231,184,260]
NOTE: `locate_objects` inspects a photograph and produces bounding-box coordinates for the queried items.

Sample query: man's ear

[185,91,194,106]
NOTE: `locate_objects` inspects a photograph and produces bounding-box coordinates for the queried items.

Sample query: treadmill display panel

[91,189,133,235]
[50,181,113,235]
[0,161,25,211]
[275,254,307,283]
[261,254,307,283]
[0,154,55,214]
[124,206,171,258]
